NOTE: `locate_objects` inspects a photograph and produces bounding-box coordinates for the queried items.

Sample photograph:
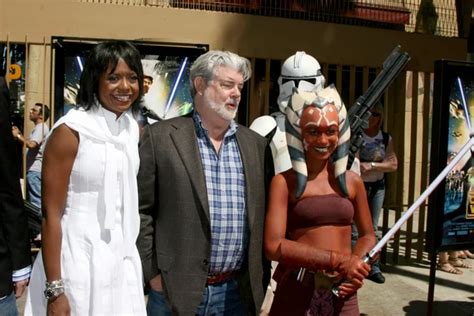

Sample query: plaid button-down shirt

[193,111,248,273]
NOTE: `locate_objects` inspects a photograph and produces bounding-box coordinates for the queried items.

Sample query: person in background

[355,102,398,284]
[28,141,48,244]
[25,40,146,315]
[137,50,271,315]
[12,103,50,209]
[0,76,31,315]
[458,249,474,259]
[437,250,472,274]
[143,74,153,94]
[264,86,375,315]
[136,72,160,134]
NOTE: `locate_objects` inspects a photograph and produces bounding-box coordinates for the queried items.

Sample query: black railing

[80,0,461,37]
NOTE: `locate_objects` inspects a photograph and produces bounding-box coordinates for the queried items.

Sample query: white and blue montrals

[285,85,350,198]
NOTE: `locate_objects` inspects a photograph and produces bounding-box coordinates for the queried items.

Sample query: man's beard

[204,92,238,122]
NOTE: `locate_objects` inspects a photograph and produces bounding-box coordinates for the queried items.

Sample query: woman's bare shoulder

[344,170,365,197]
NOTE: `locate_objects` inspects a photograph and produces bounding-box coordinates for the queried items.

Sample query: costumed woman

[25,40,146,315]
[264,85,376,315]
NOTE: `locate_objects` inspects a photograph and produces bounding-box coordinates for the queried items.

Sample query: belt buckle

[313,271,338,290]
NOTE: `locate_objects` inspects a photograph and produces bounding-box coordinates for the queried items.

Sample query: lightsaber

[164,57,188,116]
[457,77,471,131]
[330,135,474,296]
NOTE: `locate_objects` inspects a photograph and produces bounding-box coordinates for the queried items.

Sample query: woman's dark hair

[76,40,144,113]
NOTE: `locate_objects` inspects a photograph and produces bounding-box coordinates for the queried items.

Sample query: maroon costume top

[288,194,354,231]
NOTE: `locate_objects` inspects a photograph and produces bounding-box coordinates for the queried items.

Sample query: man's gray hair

[189,50,252,97]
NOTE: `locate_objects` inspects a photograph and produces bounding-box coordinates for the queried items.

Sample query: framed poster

[52,37,208,122]
[427,59,474,252]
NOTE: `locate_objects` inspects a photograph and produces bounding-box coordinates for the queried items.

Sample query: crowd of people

[1,39,472,316]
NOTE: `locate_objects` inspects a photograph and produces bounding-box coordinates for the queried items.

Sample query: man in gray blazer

[137,50,271,315]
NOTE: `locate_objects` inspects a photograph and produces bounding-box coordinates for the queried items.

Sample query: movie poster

[428,60,474,251]
[56,38,207,121]
[442,77,474,246]
[140,56,193,120]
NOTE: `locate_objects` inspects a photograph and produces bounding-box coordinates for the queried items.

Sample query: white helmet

[277,51,326,112]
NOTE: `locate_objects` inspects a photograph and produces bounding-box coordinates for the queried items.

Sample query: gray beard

[206,98,238,122]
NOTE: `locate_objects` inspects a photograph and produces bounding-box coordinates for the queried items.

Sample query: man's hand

[149,274,163,291]
[14,279,29,298]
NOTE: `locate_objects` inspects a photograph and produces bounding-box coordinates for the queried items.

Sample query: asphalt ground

[357,258,474,316]
[17,258,473,315]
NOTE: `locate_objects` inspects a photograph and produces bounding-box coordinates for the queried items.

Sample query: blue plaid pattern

[193,111,248,273]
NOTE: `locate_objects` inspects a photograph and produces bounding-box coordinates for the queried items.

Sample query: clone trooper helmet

[277,51,326,112]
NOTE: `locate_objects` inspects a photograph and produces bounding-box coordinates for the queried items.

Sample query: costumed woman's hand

[47,294,71,316]
[337,279,362,298]
[335,254,371,283]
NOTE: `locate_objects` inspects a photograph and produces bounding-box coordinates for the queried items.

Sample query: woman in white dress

[25,41,147,315]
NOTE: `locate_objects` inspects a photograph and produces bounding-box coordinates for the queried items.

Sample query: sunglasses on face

[371,112,382,118]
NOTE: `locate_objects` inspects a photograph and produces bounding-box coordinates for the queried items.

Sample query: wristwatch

[371,162,376,169]
[44,279,65,301]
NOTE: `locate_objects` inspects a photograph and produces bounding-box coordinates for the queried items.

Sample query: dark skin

[41,124,78,315]
[264,104,376,298]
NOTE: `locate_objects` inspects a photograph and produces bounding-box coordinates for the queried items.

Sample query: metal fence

[77,0,460,37]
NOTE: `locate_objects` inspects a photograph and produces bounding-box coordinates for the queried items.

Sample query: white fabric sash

[52,105,140,256]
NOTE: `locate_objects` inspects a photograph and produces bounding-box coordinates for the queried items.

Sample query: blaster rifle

[347,46,410,169]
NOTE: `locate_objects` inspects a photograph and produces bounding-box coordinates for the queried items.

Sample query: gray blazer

[137,113,270,315]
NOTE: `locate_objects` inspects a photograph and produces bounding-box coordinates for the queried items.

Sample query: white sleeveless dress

[25,105,146,315]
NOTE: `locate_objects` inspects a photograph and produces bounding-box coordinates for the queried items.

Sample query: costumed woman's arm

[42,124,78,314]
[264,174,371,283]
[339,171,376,295]
[350,172,376,257]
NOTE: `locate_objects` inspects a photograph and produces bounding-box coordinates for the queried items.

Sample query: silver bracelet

[44,279,65,301]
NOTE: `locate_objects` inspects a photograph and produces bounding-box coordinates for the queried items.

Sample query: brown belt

[206,270,237,285]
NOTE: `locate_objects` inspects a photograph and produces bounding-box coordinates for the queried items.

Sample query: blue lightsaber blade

[457,77,472,132]
[164,57,188,116]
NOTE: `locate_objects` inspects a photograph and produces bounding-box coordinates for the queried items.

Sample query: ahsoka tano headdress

[285,84,350,198]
